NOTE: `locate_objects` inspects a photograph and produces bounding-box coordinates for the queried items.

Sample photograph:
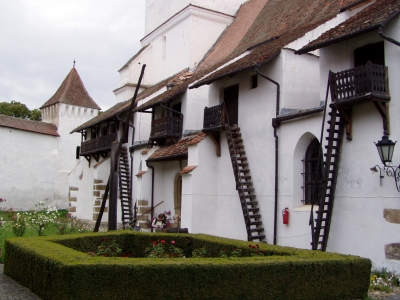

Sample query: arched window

[302,139,323,205]
[174,174,182,212]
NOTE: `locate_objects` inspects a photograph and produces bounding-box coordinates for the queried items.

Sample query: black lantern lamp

[372,135,400,192]
[375,135,396,166]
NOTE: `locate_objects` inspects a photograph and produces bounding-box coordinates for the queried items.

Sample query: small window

[101,127,108,136]
[251,75,258,89]
[302,139,322,205]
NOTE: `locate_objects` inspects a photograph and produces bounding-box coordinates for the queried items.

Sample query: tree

[0,100,42,121]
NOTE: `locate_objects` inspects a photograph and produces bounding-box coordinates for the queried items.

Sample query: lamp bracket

[373,164,400,192]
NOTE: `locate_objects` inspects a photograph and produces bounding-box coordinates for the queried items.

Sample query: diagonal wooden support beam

[373,100,390,135]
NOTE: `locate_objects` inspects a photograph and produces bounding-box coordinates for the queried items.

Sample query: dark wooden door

[224,84,239,126]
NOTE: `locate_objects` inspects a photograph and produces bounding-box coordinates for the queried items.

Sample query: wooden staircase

[226,125,266,242]
[118,147,135,227]
[311,106,345,251]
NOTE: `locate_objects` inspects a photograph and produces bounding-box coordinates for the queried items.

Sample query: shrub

[4,232,372,300]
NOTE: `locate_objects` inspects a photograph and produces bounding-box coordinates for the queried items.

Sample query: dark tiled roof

[0,114,59,136]
[296,0,400,54]
[147,132,206,162]
[40,67,100,110]
[191,0,360,88]
[118,45,149,72]
[195,0,269,74]
[133,70,193,112]
[71,100,130,133]
[71,69,190,133]
[178,165,197,174]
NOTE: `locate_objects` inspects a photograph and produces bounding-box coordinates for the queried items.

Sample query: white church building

[69,0,400,273]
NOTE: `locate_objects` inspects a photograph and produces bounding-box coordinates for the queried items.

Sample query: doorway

[354,41,384,67]
[224,85,239,126]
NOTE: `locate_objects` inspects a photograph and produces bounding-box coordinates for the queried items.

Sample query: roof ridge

[59,67,74,103]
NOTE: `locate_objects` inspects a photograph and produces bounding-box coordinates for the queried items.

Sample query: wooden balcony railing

[150,116,183,140]
[80,133,117,155]
[203,104,226,131]
[329,61,390,103]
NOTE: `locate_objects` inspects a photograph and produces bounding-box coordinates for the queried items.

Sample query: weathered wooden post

[93,64,146,232]
[108,141,120,230]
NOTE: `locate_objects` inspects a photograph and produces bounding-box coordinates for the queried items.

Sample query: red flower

[261,250,265,253]
[233,248,236,251]
[153,241,158,245]
[171,240,176,245]
[251,245,255,249]
[256,244,259,248]
[161,240,165,244]
[249,245,252,248]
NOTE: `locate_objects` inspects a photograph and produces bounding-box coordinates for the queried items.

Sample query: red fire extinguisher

[282,207,289,225]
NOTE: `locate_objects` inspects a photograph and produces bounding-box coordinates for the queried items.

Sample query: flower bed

[4,231,371,300]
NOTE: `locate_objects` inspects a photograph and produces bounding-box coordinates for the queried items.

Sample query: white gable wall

[145,0,243,35]
[0,127,58,210]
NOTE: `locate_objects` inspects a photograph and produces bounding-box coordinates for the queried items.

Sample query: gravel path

[0,264,41,299]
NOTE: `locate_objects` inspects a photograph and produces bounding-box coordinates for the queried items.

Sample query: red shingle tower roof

[40,67,101,110]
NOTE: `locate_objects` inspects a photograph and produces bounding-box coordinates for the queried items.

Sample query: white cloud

[0,0,146,111]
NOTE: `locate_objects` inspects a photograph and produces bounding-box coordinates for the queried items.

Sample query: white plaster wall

[150,160,187,218]
[309,19,400,272]
[281,49,320,110]
[275,115,323,249]
[182,136,247,239]
[0,127,59,210]
[114,85,147,104]
[145,0,243,35]
[182,85,209,131]
[58,103,99,206]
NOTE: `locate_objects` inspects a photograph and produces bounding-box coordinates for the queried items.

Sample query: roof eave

[146,153,188,163]
[189,50,281,89]
[135,88,187,112]
[295,23,380,55]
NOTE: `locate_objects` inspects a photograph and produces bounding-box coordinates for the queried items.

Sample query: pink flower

[171,240,176,245]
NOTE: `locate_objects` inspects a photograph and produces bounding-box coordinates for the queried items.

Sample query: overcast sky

[0,0,146,111]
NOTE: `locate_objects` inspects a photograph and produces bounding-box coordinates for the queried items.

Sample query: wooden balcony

[80,133,117,156]
[329,61,390,106]
[203,104,226,131]
[150,116,183,143]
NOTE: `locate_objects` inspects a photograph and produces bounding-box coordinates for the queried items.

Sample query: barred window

[302,139,322,205]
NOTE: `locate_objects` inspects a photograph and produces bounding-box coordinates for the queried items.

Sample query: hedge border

[4,231,371,300]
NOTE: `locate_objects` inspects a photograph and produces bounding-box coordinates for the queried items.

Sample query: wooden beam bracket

[373,100,390,135]
[207,132,221,156]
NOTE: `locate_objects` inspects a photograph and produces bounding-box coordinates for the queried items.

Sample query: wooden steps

[226,125,265,242]
[118,147,135,227]
[311,107,345,251]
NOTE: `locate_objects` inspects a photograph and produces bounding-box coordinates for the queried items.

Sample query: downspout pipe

[146,161,155,232]
[255,65,280,245]
[379,26,400,47]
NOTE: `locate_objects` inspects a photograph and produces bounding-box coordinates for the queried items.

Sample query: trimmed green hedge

[5,231,371,300]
